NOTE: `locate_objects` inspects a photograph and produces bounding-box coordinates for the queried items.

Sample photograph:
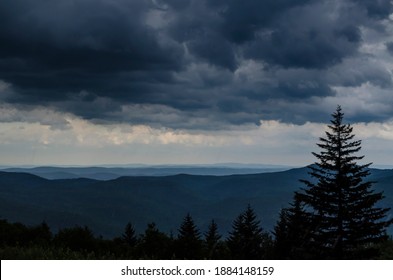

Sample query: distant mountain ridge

[0,167,392,238]
[1,165,293,180]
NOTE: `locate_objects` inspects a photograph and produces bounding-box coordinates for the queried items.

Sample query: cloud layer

[2,104,393,166]
[1,0,393,130]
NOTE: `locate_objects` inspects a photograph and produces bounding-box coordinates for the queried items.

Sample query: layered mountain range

[0,166,392,237]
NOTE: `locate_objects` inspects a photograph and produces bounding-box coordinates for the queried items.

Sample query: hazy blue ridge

[0,167,392,238]
[0,165,292,180]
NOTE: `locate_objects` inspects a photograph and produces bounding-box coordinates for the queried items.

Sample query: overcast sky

[1,0,393,167]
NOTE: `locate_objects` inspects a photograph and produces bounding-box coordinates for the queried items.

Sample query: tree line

[0,206,392,260]
[1,106,393,259]
[0,205,274,259]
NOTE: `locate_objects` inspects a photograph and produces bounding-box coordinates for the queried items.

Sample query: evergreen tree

[116,222,139,258]
[175,213,202,259]
[138,223,173,259]
[227,205,272,259]
[298,106,393,259]
[273,194,312,259]
[29,221,53,246]
[121,222,137,247]
[273,208,290,257]
[204,219,222,259]
[53,226,96,253]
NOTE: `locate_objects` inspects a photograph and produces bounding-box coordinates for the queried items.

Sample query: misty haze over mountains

[1,164,293,180]
[1,165,392,238]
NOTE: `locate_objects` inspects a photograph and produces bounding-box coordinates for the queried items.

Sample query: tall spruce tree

[298,106,392,259]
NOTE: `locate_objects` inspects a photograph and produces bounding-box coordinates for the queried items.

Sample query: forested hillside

[1,167,392,238]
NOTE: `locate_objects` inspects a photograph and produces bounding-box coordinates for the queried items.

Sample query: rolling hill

[1,165,291,180]
[0,167,392,238]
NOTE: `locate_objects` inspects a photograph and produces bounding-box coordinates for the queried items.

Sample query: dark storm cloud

[206,0,312,44]
[354,0,393,19]
[386,42,393,55]
[245,27,360,69]
[0,0,392,129]
[188,34,237,70]
[0,0,180,73]
[167,0,313,69]
[244,3,363,69]
[0,0,183,99]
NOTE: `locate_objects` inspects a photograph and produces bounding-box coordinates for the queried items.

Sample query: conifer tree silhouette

[204,219,222,259]
[273,194,311,259]
[298,106,393,259]
[121,222,137,247]
[176,213,202,259]
[227,205,271,259]
[139,223,172,259]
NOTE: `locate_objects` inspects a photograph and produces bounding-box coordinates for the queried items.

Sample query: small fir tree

[298,106,392,259]
[121,222,137,247]
[138,223,173,259]
[204,219,222,259]
[53,225,96,253]
[273,194,312,259]
[227,205,272,259]
[175,213,202,259]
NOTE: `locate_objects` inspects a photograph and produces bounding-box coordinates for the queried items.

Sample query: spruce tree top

[313,105,367,174]
[178,213,201,241]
